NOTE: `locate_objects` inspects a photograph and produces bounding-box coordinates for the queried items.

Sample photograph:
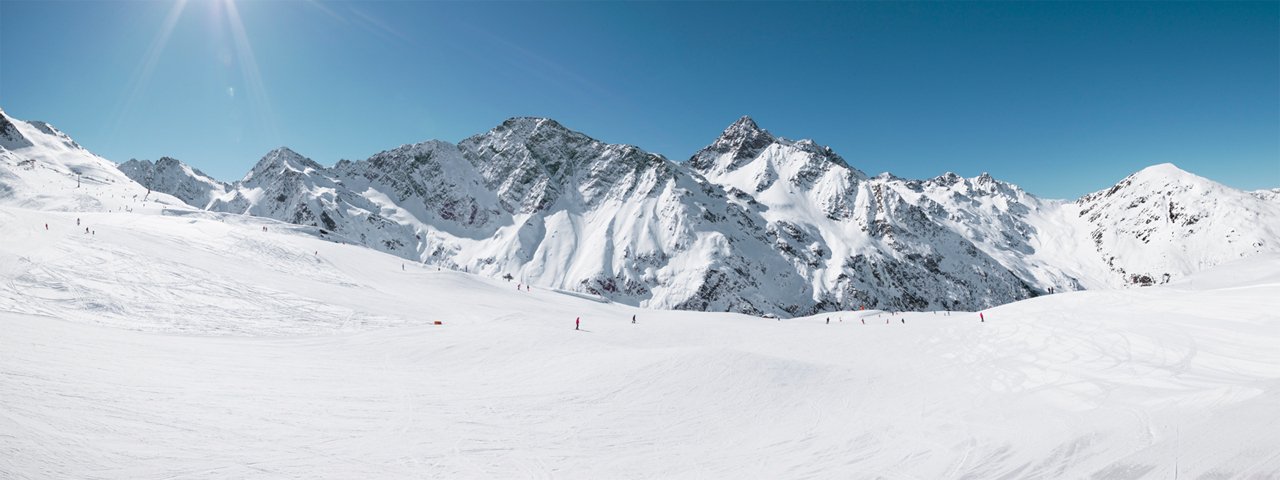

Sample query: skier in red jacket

[575,317,580,331]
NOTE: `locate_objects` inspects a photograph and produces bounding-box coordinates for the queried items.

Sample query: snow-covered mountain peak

[689,116,865,185]
[479,116,590,148]
[687,116,776,171]
[1,108,190,212]
[688,117,867,206]
[722,115,771,141]
[1253,188,1280,203]
[1081,162,1224,207]
[244,147,323,183]
[1131,162,1191,179]
[0,109,84,153]
[930,172,963,186]
[118,156,229,209]
[459,116,675,213]
[1073,161,1280,287]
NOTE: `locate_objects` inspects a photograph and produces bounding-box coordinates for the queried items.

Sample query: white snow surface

[2,200,1280,478]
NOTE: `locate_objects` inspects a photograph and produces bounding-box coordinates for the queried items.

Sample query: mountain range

[4,107,1278,316]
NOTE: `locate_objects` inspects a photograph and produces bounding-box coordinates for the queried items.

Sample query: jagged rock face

[687,116,778,172]
[458,117,679,214]
[119,157,228,208]
[334,141,500,229]
[685,117,1037,311]
[1075,164,1280,286]
[80,112,1280,316]
[453,117,813,314]
[1253,188,1280,203]
[0,110,33,150]
[205,148,417,255]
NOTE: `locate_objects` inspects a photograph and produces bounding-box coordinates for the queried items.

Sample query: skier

[76,218,80,226]
[401,264,405,271]
[84,227,89,234]
[980,312,985,323]
[44,223,48,230]
[575,317,580,331]
[826,317,830,325]
[861,318,865,325]
[518,283,522,290]
[631,315,636,324]
[901,318,905,324]
[526,285,530,292]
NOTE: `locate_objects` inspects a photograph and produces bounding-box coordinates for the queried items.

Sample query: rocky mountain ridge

[4,107,1276,316]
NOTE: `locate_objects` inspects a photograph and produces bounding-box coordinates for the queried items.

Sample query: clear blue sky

[2,1,1276,198]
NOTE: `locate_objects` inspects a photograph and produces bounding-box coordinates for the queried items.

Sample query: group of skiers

[44,218,93,235]
[816,311,984,325]
[570,312,977,330]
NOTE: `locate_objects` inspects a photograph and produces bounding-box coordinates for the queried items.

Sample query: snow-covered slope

[690,117,1041,311]
[451,117,811,314]
[1073,163,1280,286]
[6,107,1277,315]
[0,108,186,212]
[108,114,1280,314]
[1,204,1277,478]
[690,118,1280,297]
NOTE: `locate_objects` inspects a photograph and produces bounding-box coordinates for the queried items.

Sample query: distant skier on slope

[575,317,580,331]
[980,312,985,323]
[826,317,830,324]
[631,315,636,324]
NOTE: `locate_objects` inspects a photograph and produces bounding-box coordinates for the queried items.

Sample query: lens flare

[108,0,187,141]
[223,0,278,142]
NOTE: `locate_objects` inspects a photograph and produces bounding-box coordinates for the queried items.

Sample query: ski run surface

[2,204,1279,479]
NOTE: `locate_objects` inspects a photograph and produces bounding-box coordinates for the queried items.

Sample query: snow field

[2,205,1279,478]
